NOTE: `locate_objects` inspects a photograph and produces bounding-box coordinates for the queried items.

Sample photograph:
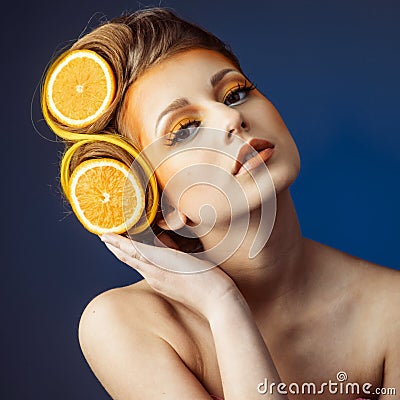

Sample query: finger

[102,233,213,273]
[101,233,181,263]
[104,242,173,291]
[101,233,145,259]
[104,241,144,262]
[104,242,152,272]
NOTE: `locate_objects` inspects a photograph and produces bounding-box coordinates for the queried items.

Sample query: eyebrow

[210,68,237,88]
[155,68,237,133]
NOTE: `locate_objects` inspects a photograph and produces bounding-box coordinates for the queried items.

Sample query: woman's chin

[269,162,300,196]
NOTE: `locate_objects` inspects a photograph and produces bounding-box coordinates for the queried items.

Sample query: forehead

[124,49,238,143]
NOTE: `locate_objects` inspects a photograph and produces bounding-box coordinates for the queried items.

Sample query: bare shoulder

[359,258,400,335]
[78,280,170,359]
[355,260,400,394]
[306,237,400,327]
[344,250,400,311]
[79,279,198,348]
[319,237,400,329]
[307,237,400,302]
[78,280,209,398]
[79,279,172,329]
[79,280,205,368]
[310,239,400,382]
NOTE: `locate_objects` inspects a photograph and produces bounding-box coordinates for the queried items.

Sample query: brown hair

[44,7,241,238]
[50,8,241,146]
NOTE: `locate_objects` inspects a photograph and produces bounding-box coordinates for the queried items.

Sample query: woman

[43,7,399,400]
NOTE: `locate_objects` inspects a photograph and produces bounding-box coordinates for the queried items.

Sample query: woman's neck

[199,189,307,310]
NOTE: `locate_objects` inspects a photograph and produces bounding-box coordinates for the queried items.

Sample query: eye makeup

[222,80,256,106]
[165,118,201,146]
[157,73,256,144]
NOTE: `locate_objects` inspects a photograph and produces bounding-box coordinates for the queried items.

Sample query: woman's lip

[235,147,275,176]
[232,138,275,175]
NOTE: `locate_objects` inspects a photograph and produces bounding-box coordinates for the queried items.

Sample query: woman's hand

[100,231,285,400]
[100,232,239,319]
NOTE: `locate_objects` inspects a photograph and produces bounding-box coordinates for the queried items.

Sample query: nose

[209,103,249,140]
[226,120,248,140]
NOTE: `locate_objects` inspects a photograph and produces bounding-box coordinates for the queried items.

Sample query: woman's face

[123,49,300,226]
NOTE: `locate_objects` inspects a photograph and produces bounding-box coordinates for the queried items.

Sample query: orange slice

[45,49,116,128]
[69,158,145,235]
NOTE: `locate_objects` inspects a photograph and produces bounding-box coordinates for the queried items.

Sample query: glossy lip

[232,138,275,176]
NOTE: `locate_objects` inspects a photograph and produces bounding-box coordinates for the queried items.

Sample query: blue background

[2,0,399,398]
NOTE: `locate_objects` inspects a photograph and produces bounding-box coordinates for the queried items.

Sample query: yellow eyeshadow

[222,81,245,101]
[171,117,197,132]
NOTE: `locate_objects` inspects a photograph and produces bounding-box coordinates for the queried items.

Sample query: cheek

[249,97,289,135]
[155,151,235,225]
[251,97,299,155]
[249,97,301,189]
[180,185,231,224]
[154,148,233,188]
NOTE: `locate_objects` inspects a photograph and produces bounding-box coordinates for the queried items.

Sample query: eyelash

[165,80,256,146]
[165,119,201,146]
[223,80,256,106]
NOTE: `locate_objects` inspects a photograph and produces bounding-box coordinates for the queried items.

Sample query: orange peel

[69,158,145,235]
[44,49,116,128]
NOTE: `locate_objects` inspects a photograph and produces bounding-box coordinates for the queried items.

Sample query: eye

[223,80,256,107]
[166,119,201,146]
